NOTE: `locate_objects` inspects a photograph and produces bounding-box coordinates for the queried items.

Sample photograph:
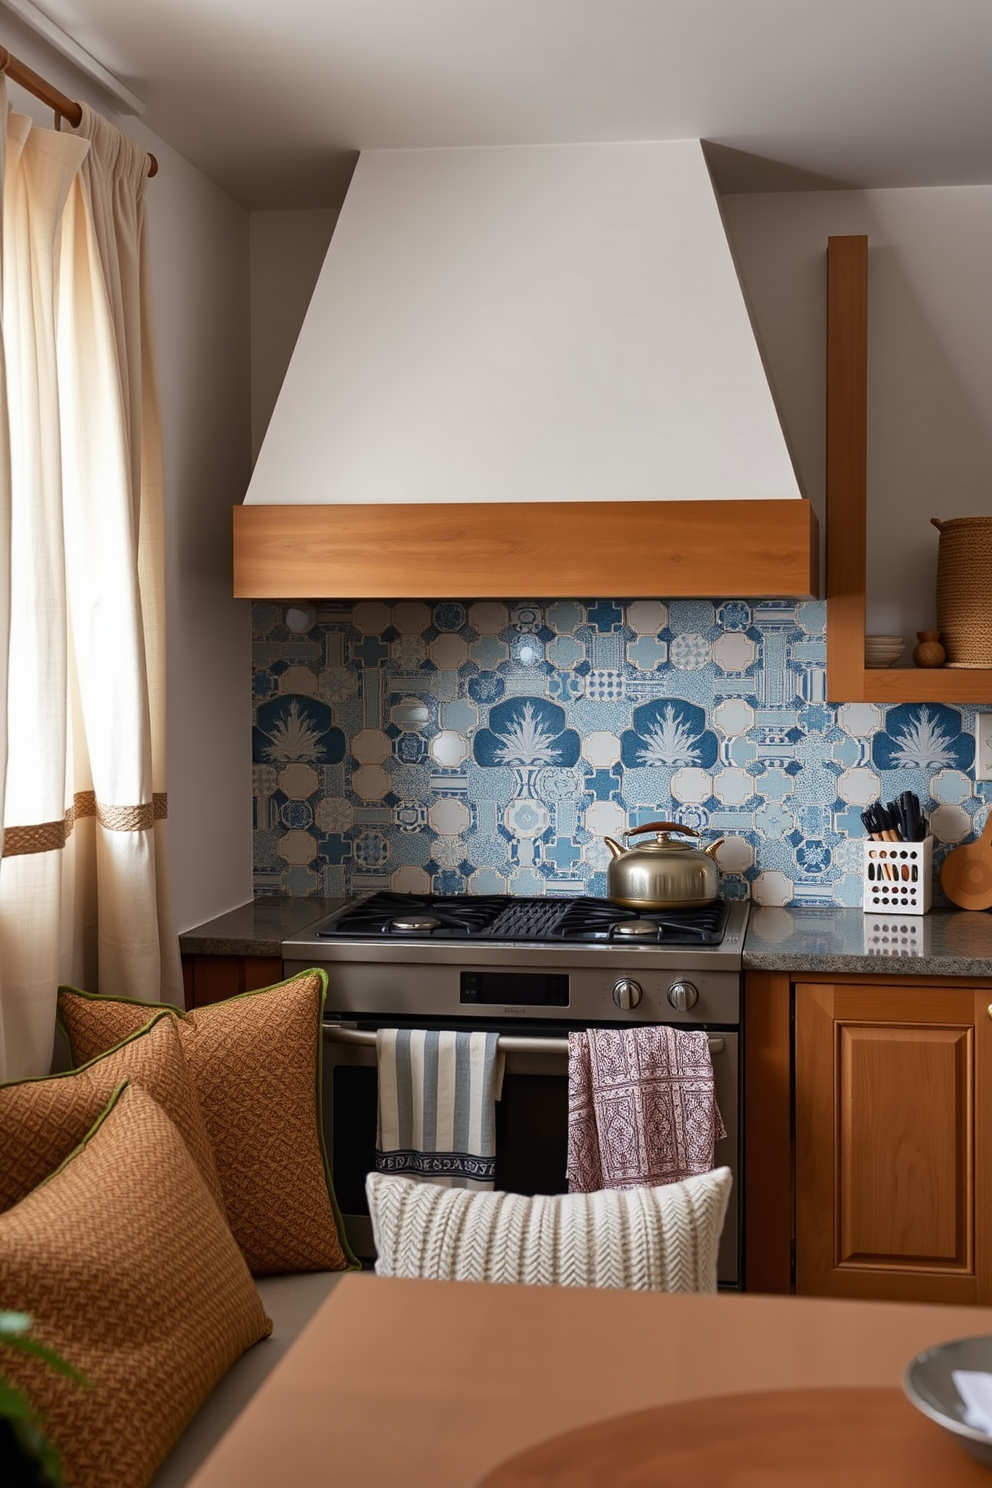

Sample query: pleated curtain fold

[0,83,180,1081]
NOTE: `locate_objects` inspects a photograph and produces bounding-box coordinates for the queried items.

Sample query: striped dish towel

[375,1029,504,1190]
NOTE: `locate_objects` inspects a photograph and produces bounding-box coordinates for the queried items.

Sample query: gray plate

[904,1335,992,1469]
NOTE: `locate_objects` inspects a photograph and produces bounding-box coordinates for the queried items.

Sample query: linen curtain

[0,83,180,1081]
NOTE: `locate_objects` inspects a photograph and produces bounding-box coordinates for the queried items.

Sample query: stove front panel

[283,943,741,1025]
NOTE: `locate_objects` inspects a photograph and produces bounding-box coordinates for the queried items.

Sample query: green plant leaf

[10,1416,68,1488]
[0,1380,37,1418]
[1,1335,90,1386]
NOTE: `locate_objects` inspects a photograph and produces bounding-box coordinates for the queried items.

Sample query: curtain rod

[0,44,157,177]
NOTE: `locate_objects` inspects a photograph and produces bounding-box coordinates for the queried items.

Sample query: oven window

[329,1065,569,1213]
[331,1066,378,1215]
[495,1073,568,1196]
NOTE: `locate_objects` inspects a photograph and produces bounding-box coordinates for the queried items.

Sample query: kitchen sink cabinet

[181,953,284,1011]
[745,970,992,1304]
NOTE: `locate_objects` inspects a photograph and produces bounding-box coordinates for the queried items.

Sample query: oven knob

[667,980,699,1012]
[612,978,643,1010]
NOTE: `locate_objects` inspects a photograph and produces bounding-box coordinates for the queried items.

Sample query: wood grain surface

[476,1387,989,1487]
[941,816,992,911]
[232,499,819,599]
[186,1276,992,1488]
[795,980,992,1305]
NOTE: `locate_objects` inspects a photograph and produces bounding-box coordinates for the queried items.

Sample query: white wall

[723,186,992,638]
[0,16,254,932]
[132,124,254,933]
[250,210,337,463]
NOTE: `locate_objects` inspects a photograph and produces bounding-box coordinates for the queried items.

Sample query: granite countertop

[744,904,992,978]
[180,897,992,979]
[178,896,343,957]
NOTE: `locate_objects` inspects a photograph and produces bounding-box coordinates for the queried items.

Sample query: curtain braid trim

[3,792,168,857]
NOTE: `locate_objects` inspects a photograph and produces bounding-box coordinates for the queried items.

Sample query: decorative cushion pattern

[0,1012,224,1213]
[0,1083,272,1488]
[367,1167,732,1292]
[58,972,356,1276]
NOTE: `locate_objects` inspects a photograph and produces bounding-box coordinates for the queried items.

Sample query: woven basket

[932,516,992,668]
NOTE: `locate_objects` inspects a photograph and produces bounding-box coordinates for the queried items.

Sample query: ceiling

[14,0,992,210]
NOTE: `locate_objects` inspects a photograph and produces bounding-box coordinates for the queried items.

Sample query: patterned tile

[250,599,990,906]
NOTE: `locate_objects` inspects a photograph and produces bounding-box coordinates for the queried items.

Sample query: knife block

[862,837,933,915]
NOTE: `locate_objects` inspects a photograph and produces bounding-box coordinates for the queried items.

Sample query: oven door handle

[323,1025,725,1057]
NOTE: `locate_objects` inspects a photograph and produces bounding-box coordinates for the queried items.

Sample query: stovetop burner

[318,893,731,947]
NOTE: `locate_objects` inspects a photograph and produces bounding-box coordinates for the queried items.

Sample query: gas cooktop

[315,893,731,947]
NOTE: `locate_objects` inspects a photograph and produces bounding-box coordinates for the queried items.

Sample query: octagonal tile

[278,829,317,866]
[428,798,472,835]
[352,728,391,765]
[671,767,713,805]
[278,763,318,800]
[353,601,392,635]
[714,699,755,737]
[468,602,508,636]
[752,870,795,907]
[581,731,622,768]
[430,731,470,767]
[352,764,391,801]
[712,633,757,673]
[430,633,470,671]
[837,767,881,806]
[712,768,753,806]
[627,600,669,635]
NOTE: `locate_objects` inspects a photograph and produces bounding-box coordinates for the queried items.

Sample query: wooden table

[188,1275,992,1486]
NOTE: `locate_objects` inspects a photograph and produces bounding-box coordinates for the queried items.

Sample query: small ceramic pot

[913,631,946,668]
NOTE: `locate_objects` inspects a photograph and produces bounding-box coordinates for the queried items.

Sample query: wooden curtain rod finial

[0,43,157,177]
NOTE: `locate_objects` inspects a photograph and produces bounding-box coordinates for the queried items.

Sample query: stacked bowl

[865,634,905,668]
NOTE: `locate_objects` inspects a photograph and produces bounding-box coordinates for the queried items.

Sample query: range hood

[235,139,818,599]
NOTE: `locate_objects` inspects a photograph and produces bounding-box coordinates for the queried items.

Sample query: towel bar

[323,1024,724,1057]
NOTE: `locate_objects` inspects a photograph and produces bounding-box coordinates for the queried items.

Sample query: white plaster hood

[235,138,819,601]
[245,138,803,508]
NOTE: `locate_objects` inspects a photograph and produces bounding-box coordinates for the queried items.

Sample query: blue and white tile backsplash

[251,598,991,906]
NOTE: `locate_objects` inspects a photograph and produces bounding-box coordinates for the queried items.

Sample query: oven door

[321,1017,740,1287]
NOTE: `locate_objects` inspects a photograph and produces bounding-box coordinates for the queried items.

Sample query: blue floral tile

[872,703,973,772]
[249,598,990,905]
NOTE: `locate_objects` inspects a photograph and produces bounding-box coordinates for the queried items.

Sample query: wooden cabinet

[794,979,992,1304]
[181,953,284,1011]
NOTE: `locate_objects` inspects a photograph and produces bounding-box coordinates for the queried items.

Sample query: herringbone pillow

[0,1082,271,1488]
[367,1168,732,1292]
[0,1011,225,1214]
[57,972,356,1276]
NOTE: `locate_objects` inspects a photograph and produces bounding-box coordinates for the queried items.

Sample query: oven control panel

[461,970,569,1006]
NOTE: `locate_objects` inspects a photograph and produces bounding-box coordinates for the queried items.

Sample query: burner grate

[318,891,729,946]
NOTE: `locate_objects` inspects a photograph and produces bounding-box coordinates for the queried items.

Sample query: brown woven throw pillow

[58,971,356,1276]
[0,1082,271,1488]
[0,1011,224,1214]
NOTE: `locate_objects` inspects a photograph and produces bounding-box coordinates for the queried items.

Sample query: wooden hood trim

[232,499,819,600]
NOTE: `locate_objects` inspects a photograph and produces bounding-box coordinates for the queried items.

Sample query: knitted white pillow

[366,1167,731,1292]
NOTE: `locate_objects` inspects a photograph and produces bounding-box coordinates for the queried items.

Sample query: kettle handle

[626,820,700,840]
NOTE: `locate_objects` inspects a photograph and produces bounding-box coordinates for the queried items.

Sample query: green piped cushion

[57,971,357,1276]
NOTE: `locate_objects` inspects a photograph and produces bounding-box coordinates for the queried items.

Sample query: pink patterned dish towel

[566,1026,727,1193]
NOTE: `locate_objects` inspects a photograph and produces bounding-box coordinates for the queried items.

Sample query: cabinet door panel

[837,1023,969,1266]
[796,981,990,1305]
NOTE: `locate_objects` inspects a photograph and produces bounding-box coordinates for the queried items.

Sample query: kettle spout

[703,838,726,860]
[604,837,625,861]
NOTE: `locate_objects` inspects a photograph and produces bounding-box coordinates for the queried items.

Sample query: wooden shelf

[862,668,992,703]
[233,497,819,601]
[825,235,992,706]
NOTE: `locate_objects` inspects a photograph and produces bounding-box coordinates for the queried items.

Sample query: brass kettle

[604,821,725,911]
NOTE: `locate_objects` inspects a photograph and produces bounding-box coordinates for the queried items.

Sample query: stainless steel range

[283,892,748,1286]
